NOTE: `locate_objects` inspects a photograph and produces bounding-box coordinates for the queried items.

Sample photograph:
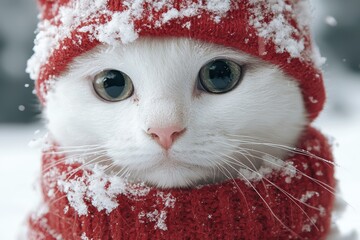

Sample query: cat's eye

[199,59,243,94]
[93,70,134,102]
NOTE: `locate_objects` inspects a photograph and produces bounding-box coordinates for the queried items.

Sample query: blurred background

[0,0,359,239]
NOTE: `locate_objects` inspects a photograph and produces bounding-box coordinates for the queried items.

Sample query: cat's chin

[123,163,226,189]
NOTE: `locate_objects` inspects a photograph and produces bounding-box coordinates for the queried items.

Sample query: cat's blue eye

[93,70,134,102]
[199,59,243,94]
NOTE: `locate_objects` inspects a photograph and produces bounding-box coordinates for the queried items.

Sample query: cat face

[45,37,307,188]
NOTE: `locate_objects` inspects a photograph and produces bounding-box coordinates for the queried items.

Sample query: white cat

[25,1,343,238]
[45,37,306,188]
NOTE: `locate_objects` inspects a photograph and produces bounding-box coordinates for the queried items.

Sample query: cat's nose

[147,126,186,150]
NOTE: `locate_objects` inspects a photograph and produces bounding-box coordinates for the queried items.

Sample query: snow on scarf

[27,127,335,240]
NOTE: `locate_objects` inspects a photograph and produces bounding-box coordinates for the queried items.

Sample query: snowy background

[0,0,359,239]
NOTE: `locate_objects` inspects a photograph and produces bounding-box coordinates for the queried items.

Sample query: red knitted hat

[27,0,325,120]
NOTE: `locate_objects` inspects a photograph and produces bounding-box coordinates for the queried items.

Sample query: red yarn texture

[27,127,335,240]
[34,0,325,120]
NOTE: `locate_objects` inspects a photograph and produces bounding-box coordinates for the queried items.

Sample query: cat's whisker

[44,147,106,156]
[44,158,114,206]
[208,156,251,211]
[224,133,271,142]
[211,160,219,184]
[103,161,122,175]
[63,157,111,180]
[214,140,337,195]
[54,144,103,150]
[211,150,316,235]
[210,144,271,197]
[42,150,108,173]
[48,193,74,210]
[224,136,336,167]
[61,159,112,183]
[47,200,73,224]
[45,145,103,152]
[221,150,327,229]
[208,150,301,236]
[46,156,126,209]
[115,165,131,180]
[43,149,107,162]
[229,148,324,211]
[239,149,337,195]
[201,156,233,186]
[228,146,270,194]
[183,174,194,188]
[44,156,110,193]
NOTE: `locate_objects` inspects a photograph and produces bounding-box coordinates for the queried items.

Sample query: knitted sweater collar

[28,127,335,240]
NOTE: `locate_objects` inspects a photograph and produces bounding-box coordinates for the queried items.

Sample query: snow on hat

[27,0,326,120]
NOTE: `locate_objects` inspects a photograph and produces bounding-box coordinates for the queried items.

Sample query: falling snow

[18,105,26,112]
[325,16,338,27]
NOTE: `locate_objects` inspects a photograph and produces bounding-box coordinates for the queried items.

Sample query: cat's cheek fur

[45,79,140,148]
[45,38,307,188]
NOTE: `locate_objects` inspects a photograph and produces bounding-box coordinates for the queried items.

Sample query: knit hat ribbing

[27,0,325,120]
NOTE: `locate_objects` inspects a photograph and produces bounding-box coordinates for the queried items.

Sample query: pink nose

[148,126,185,150]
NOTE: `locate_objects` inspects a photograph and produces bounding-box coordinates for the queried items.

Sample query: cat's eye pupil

[199,59,242,94]
[103,71,126,98]
[208,61,232,90]
[93,70,134,102]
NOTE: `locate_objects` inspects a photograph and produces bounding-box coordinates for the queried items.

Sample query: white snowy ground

[314,69,360,239]
[0,124,41,239]
[0,71,359,239]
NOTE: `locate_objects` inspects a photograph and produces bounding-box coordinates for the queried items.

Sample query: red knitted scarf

[27,127,335,240]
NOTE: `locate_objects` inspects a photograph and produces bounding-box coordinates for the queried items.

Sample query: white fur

[45,38,307,188]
